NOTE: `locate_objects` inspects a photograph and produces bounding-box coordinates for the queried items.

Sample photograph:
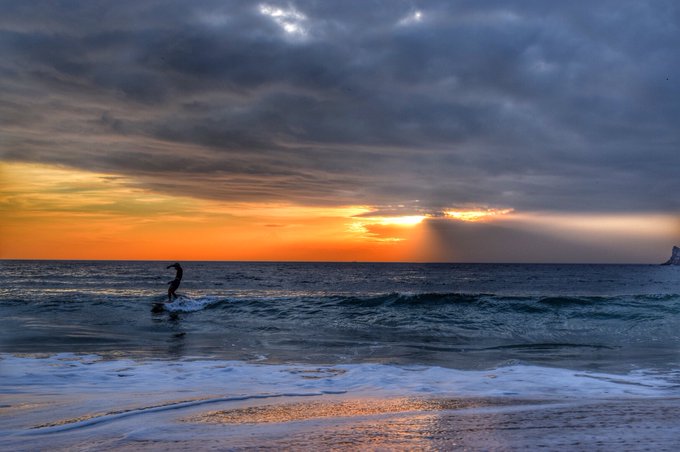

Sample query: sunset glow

[4,4,680,452]
[373,215,427,226]
[1,161,676,263]
[0,1,678,263]
[348,214,428,243]
[444,209,514,222]
[0,162,415,260]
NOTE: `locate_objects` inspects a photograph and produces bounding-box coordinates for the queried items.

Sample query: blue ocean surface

[1,260,679,373]
[3,260,680,449]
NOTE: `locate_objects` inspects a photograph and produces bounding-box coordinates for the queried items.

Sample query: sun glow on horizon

[371,215,427,226]
[0,162,415,260]
[348,214,428,242]
[444,208,514,222]
[1,161,676,263]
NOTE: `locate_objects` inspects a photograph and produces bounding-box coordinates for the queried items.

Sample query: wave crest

[156,292,680,315]
[164,295,223,312]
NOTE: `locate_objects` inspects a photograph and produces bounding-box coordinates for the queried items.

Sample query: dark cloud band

[1,0,679,213]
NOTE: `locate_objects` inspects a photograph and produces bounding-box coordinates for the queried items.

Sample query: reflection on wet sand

[7,396,680,450]
[191,397,540,424]
[187,397,680,450]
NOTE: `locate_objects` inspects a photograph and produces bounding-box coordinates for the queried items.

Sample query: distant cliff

[662,246,680,265]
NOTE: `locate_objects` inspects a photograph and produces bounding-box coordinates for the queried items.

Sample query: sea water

[2,261,680,448]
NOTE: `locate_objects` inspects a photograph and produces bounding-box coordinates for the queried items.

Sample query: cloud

[418,214,679,263]
[1,0,679,214]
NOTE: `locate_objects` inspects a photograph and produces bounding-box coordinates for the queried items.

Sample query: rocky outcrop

[662,246,680,265]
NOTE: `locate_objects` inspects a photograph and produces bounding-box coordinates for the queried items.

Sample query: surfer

[166,263,183,302]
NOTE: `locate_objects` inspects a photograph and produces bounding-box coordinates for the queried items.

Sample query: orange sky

[1,162,677,262]
[0,162,418,261]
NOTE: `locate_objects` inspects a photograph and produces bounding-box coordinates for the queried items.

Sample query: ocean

[2,260,680,450]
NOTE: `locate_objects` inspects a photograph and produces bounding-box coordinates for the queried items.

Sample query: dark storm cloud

[1,0,679,212]
[418,217,677,264]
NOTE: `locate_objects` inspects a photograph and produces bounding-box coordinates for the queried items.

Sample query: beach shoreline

[5,392,680,451]
[3,353,680,450]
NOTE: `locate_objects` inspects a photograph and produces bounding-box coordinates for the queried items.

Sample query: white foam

[163,295,224,312]
[2,353,678,403]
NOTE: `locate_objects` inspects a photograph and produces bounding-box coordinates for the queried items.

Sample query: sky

[1,0,678,262]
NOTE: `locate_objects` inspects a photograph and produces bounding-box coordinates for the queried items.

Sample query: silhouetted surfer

[166,263,183,302]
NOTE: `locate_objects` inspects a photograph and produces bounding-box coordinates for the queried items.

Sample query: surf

[158,294,225,313]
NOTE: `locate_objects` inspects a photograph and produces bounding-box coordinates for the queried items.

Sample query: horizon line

[0,258,664,265]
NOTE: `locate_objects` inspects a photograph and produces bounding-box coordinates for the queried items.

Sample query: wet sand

[185,396,680,450]
[5,395,680,451]
[189,396,541,424]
